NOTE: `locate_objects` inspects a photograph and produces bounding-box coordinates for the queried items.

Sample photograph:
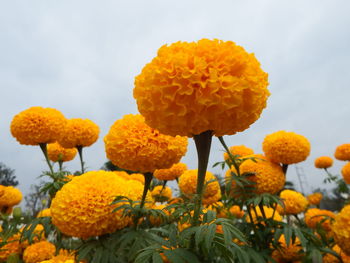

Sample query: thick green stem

[58,161,63,172]
[77,146,85,174]
[282,164,288,175]
[218,136,240,174]
[191,130,213,226]
[140,173,153,208]
[39,143,54,174]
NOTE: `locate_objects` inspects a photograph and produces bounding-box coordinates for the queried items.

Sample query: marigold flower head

[134,39,270,137]
[273,235,303,262]
[323,245,350,263]
[223,145,254,161]
[314,156,333,169]
[247,205,282,224]
[307,192,323,206]
[151,186,172,202]
[202,190,222,205]
[262,131,311,165]
[342,162,350,184]
[0,233,21,262]
[332,205,350,255]
[10,106,66,145]
[51,171,148,238]
[229,205,245,219]
[47,142,77,162]
[23,241,55,263]
[37,208,51,218]
[0,186,22,207]
[104,114,188,173]
[277,190,308,215]
[335,144,350,161]
[304,208,335,231]
[153,163,187,181]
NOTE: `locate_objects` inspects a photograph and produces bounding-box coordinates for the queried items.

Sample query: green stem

[39,143,54,174]
[58,161,63,172]
[218,136,240,175]
[191,130,213,226]
[140,173,153,208]
[259,203,267,220]
[282,164,288,175]
[160,180,167,193]
[271,202,278,221]
[77,146,85,174]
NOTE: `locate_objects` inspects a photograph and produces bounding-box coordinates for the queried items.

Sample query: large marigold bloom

[335,144,350,161]
[0,234,21,262]
[134,39,269,137]
[104,114,188,173]
[153,163,187,181]
[272,235,303,262]
[47,142,77,162]
[333,205,350,255]
[314,156,333,169]
[0,186,22,207]
[51,171,148,238]
[151,186,172,202]
[304,208,335,231]
[247,205,282,224]
[262,131,311,165]
[10,106,66,145]
[223,145,254,161]
[58,118,99,148]
[277,190,308,215]
[307,192,323,205]
[23,241,55,263]
[341,162,350,184]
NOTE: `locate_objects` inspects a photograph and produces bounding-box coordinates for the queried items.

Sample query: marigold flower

[58,118,99,148]
[23,241,55,263]
[262,131,311,165]
[341,162,350,184]
[323,245,350,263]
[247,206,282,224]
[153,163,187,181]
[202,190,221,205]
[335,144,350,161]
[304,208,335,231]
[10,106,66,145]
[37,208,51,218]
[0,234,21,262]
[229,205,245,219]
[0,186,22,207]
[272,235,303,262]
[149,204,170,226]
[307,192,323,206]
[51,171,148,238]
[223,145,254,161]
[47,142,77,162]
[206,202,227,218]
[333,205,350,255]
[104,114,188,173]
[277,190,308,215]
[314,156,333,169]
[134,39,269,137]
[151,186,172,202]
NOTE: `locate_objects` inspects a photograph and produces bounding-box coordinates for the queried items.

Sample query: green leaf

[152,252,164,263]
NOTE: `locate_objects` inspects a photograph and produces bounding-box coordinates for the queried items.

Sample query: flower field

[1,39,350,263]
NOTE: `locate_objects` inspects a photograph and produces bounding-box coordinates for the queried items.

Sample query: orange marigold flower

[335,144,350,161]
[10,106,66,145]
[47,142,77,162]
[58,118,99,148]
[40,249,78,263]
[153,163,187,181]
[51,171,149,238]
[149,204,170,226]
[151,186,172,202]
[314,156,333,169]
[202,190,221,205]
[206,202,227,218]
[0,233,21,262]
[323,245,350,263]
[277,190,308,215]
[304,208,335,231]
[23,241,55,263]
[247,205,282,224]
[0,186,22,207]
[37,208,51,218]
[341,162,350,184]
[104,114,188,173]
[134,39,269,137]
[307,192,323,206]
[229,205,245,219]
[333,205,350,255]
[223,145,254,161]
[273,235,303,262]
[262,131,311,165]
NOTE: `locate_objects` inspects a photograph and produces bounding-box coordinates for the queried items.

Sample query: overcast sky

[1,1,349,199]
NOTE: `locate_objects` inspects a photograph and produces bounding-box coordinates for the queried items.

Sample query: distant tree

[0,162,19,186]
[24,182,50,217]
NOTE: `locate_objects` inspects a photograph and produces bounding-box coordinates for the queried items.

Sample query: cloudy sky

[1,0,349,199]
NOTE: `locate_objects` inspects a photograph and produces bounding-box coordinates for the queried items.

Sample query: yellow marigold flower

[0,233,21,262]
[273,235,303,262]
[223,145,254,161]
[333,205,350,255]
[104,114,188,173]
[304,208,335,231]
[206,202,227,218]
[262,131,311,165]
[229,205,245,219]
[314,156,333,169]
[179,169,220,203]
[342,162,350,184]
[23,241,55,263]
[47,142,77,162]
[335,144,350,161]
[323,245,350,263]
[114,171,146,184]
[202,190,222,205]
[134,39,270,137]
[51,171,148,238]
[0,186,22,207]
[10,106,67,145]
[37,208,51,218]
[307,192,323,206]
[277,190,308,215]
[153,163,187,181]
[39,249,78,263]
[58,118,99,148]
[247,206,282,224]
[151,186,172,202]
